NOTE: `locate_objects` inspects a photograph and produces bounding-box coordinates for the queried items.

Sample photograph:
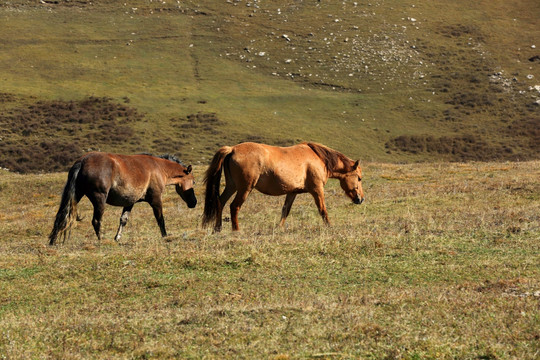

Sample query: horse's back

[75,153,154,204]
[229,142,306,169]
[228,142,326,195]
[78,152,156,178]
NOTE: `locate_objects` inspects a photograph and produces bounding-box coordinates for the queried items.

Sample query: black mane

[141,153,186,166]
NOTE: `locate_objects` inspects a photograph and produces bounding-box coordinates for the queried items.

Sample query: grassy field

[0,161,538,359]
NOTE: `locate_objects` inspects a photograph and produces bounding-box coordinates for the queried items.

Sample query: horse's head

[174,165,197,208]
[338,160,364,205]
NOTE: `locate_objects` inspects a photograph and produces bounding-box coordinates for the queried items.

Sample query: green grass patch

[0,161,539,358]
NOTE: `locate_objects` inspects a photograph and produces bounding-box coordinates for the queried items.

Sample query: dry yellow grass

[0,161,539,359]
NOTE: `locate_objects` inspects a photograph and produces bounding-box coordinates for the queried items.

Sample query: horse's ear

[185,165,193,174]
[352,160,360,170]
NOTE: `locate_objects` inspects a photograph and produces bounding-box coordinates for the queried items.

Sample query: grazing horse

[49,152,197,245]
[202,142,364,232]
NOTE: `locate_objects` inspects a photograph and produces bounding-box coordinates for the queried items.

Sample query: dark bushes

[173,112,224,136]
[0,96,144,173]
[386,134,505,161]
[386,125,540,161]
[507,117,540,154]
[0,141,82,173]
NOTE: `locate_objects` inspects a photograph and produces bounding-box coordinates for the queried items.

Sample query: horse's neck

[329,158,351,178]
[162,162,183,182]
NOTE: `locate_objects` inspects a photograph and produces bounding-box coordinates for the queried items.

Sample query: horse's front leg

[150,199,167,237]
[114,205,133,242]
[280,193,297,227]
[310,188,330,226]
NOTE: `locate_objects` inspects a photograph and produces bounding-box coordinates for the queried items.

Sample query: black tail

[49,161,82,245]
[202,146,233,227]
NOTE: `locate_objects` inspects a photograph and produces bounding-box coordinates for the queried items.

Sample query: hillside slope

[0,0,538,172]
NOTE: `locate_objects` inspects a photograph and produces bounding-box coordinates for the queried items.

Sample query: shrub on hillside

[0,141,82,173]
[386,134,507,161]
[0,96,144,173]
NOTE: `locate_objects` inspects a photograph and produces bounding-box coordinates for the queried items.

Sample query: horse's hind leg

[230,188,252,231]
[88,192,107,241]
[215,183,236,232]
[66,192,84,243]
[114,205,133,242]
[280,193,297,227]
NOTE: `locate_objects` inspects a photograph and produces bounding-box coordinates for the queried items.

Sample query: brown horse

[202,142,364,231]
[49,152,197,245]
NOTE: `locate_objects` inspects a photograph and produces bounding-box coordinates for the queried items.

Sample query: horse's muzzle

[182,189,197,208]
[353,196,364,205]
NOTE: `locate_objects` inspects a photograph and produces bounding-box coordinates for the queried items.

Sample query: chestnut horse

[49,152,197,245]
[202,142,364,231]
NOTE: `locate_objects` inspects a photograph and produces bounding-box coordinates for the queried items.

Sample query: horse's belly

[106,189,143,207]
[255,173,303,196]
